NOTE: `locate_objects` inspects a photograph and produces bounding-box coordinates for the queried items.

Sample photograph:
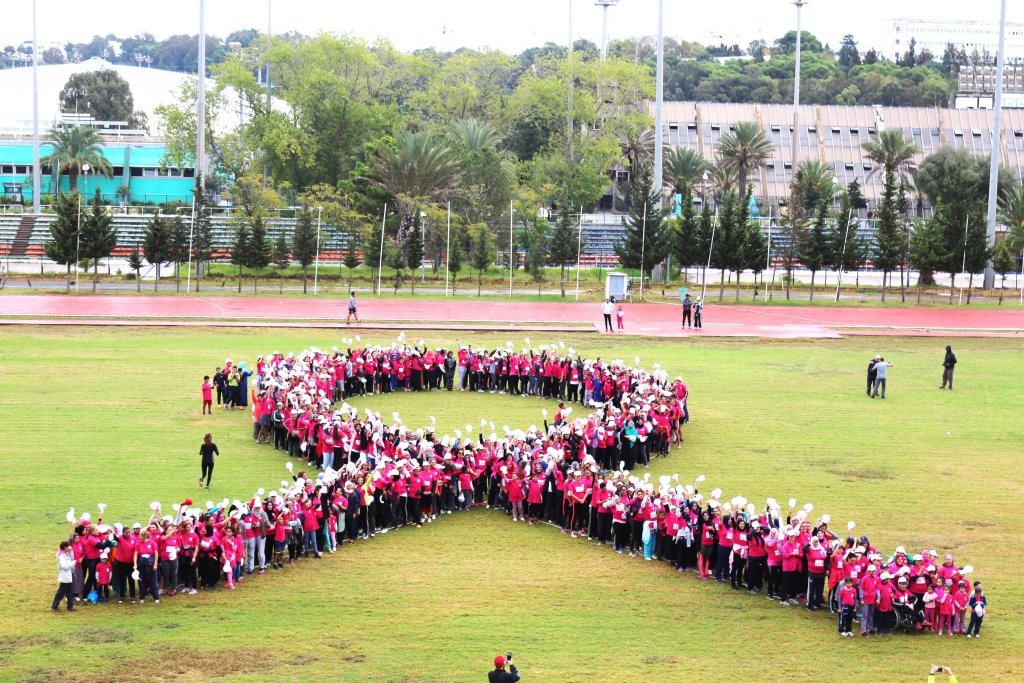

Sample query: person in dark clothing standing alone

[866,355,880,397]
[213,367,227,405]
[940,345,957,390]
[681,294,693,328]
[199,433,219,490]
[488,654,520,682]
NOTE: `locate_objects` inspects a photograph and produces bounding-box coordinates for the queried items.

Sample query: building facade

[888,17,1024,62]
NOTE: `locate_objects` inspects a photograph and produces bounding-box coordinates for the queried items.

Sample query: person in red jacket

[875,572,895,635]
[860,565,880,636]
[507,473,525,522]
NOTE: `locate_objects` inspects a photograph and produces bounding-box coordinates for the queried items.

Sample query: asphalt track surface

[3,295,1024,338]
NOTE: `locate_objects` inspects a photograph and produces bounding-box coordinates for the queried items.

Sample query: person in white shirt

[601,299,614,332]
[871,358,894,399]
[51,542,77,612]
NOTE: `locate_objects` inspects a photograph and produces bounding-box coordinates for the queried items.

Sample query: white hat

[880,572,892,580]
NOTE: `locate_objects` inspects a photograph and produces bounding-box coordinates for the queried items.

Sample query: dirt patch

[824,466,895,481]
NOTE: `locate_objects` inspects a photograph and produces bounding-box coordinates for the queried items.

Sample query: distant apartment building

[888,17,1024,61]
[956,64,1024,109]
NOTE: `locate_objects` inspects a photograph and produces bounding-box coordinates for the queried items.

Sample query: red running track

[2,295,1024,338]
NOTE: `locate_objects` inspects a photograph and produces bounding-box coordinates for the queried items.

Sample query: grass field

[0,327,1022,682]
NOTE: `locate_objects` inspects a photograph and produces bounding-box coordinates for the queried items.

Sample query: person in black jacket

[940,345,957,390]
[866,355,880,396]
[488,655,520,682]
[213,368,227,405]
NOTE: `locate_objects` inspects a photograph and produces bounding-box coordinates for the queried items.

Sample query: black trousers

[82,557,99,596]
[113,562,136,600]
[767,565,782,597]
[52,582,74,610]
[746,556,765,590]
[201,461,214,486]
[682,309,692,326]
[604,313,613,331]
[274,427,287,450]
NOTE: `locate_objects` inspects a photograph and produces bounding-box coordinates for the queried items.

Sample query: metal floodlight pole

[640,202,648,299]
[445,201,451,297]
[596,0,619,60]
[313,205,322,295]
[791,0,807,171]
[31,0,41,214]
[701,207,719,302]
[509,199,514,298]
[575,206,583,300]
[653,0,665,209]
[196,0,207,180]
[567,0,574,165]
[376,204,387,295]
[75,194,81,292]
[984,0,1008,290]
[834,207,853,302]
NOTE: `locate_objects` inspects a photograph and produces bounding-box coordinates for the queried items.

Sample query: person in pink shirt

[507,473,525,522]
[922,583,938,632]
[838,576,857,636]
[875,572,895,635]
[859,565,880,636]
[96,553,112,602]
[201,376,213,414]
[936,578,955,635]
[136,530,160,604]
[952,580,970,634]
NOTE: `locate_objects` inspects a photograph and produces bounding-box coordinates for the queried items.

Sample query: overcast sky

[3,0,1020,58]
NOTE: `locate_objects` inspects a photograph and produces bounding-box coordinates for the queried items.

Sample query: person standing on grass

[346,291,360,324]
[871,358,893,399]
[201,375,213,414]
[488,654,519,682]
[602,298,614,332]
[681,294,693,328]
[199,433,219,490]
[213,367,226,406]
[941,345,957,390]
[866,355,880,396]
[51,541,77,612]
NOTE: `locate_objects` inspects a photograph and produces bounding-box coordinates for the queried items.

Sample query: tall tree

[232,223,251,293]
[614,167,672,288]
[58,70,147,129]
[837,34,861,72]
[247,216,271,293]
[741,204,768,299]
[469,223,494,296]
[665,148,710,198]
[547,205,583,297]
[142,212,170,290]
[126,243,144,291]
[447,227,465,293]
[710,191,744,301]
[908,217,949,303]
[715,121,773,200]
[167,215,190,291]
[873,169,906,302]
[405,209,425,294]
[798,200,831,299]
[79,188,117,291]
[997,183,1024,256]
[671,193,701,283]
[41,124,114,194]
[292,204,318,294]
[992,242,1014,305]
[44,191,82,289]
[272,232,291,293]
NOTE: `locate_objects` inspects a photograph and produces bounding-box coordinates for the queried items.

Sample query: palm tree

[793,159,837,211]
[711,160,739,201]
[998,182,1024,254]
[715,121,773,200]
[41,124,113,194]
[367,131,462,246]
[861,129,920,185]
[665,148,710,196]
[450,118,502,153]
[618,127,656,175]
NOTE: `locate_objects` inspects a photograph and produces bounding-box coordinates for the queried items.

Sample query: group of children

[52,338,988,641]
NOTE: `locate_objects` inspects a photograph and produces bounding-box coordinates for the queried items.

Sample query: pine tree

[232,223,251,292]
[671,192,701,284]
[44,190,81,290]
[992,241,1014,305]
[248,215,271,293]
[695,202,714,288]
[710,191,743,301]
[126,243,144,292]
[447,228,465,293]
[909,217,950,303]
[79,188,117,292]
[143,212,170,290]
[829,190,860,292]
[547,204,582,297]
[799,201,831,300]
[272,231,290,293]
[191,175,213,291]
[614,167,672,293]
[167,215,189,292]
[405,209,425,294]
[342,230,362,291]
[873,169,906,302]
[846,179,868,209]
[292,204,318,294]
[742,210,768,299]
[470,223,495,296]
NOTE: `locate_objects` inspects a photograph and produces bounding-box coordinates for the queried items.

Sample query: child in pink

[616,305,625,331]
[96,554,112,602]
[201,376,213,414]
[922,585,938,632]
[936,580,955,635]
[952,581,970,634]
[221,529,236,589]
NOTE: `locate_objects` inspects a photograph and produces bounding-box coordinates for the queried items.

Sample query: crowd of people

[52,337,989,640]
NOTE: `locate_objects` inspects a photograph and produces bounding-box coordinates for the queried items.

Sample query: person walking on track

[346,292,360,324]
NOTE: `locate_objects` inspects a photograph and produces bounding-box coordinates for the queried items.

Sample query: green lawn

[0,328,1021,682]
